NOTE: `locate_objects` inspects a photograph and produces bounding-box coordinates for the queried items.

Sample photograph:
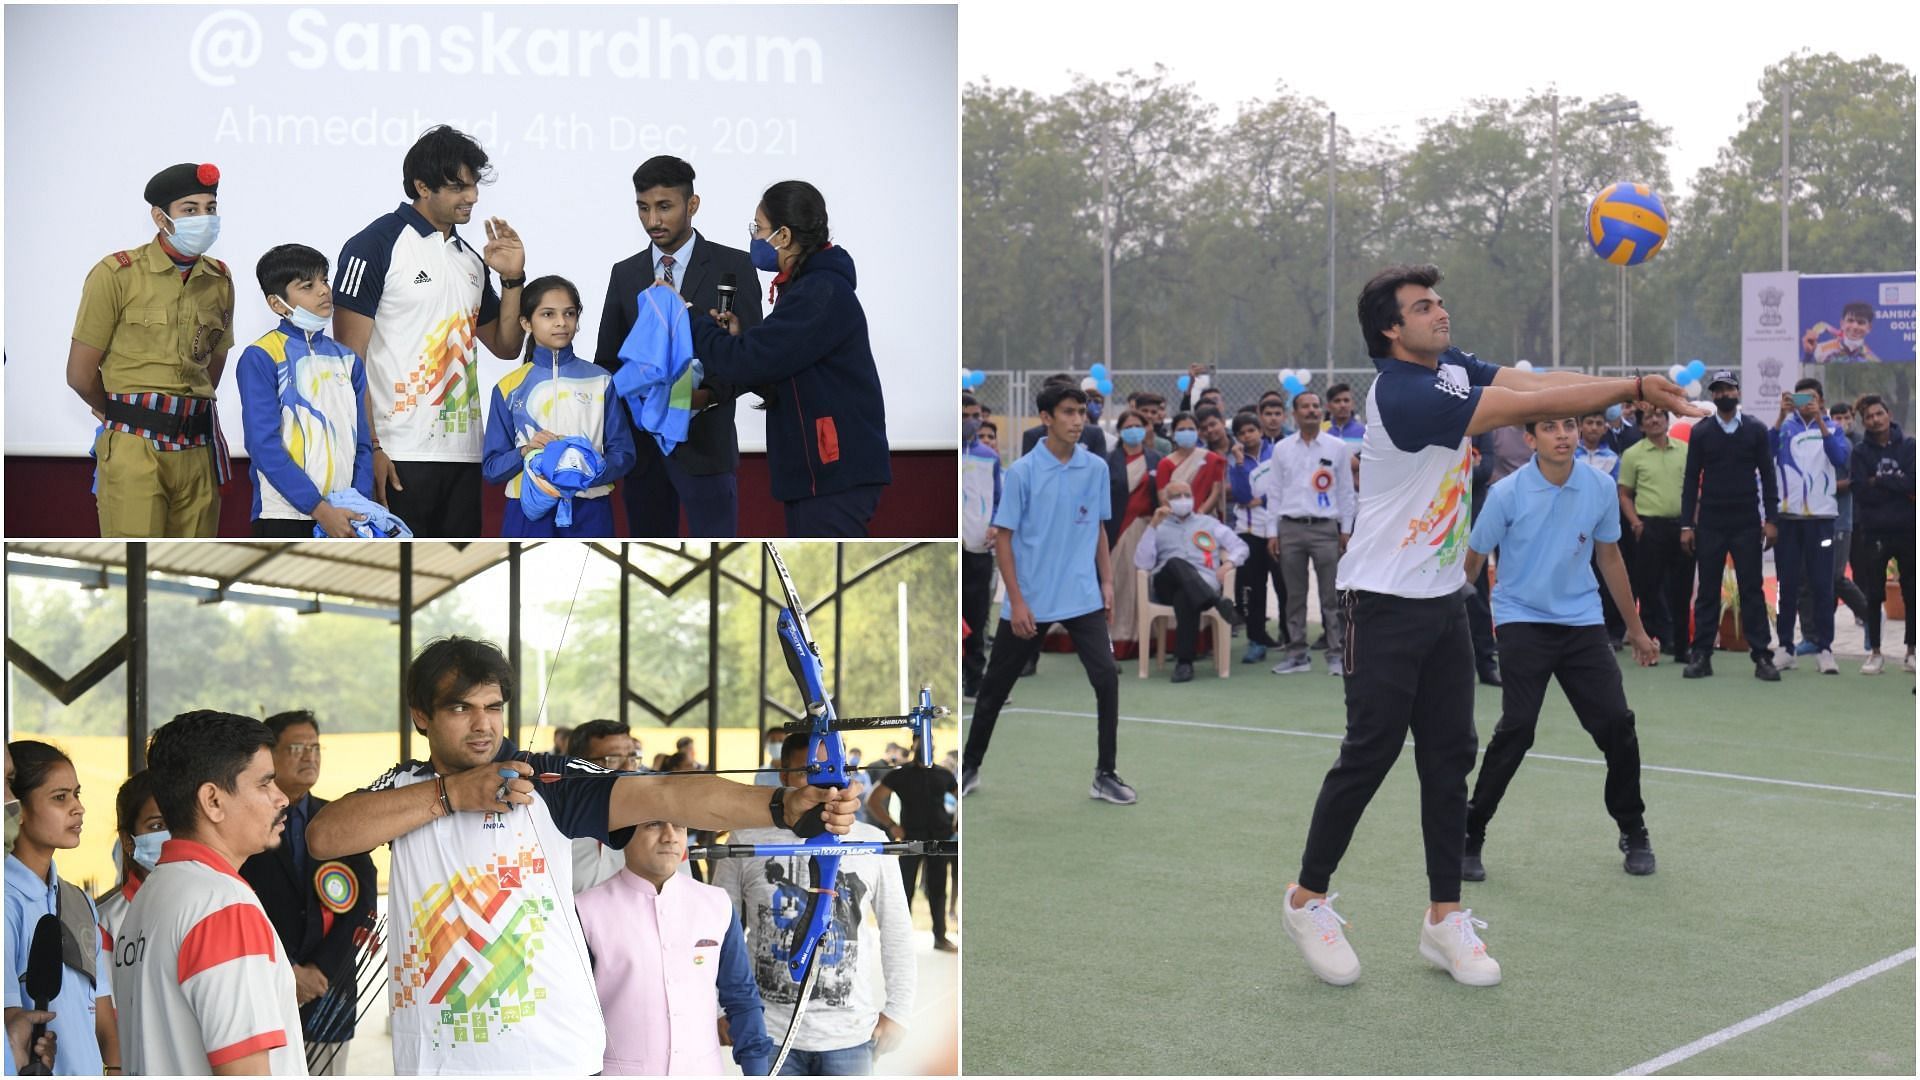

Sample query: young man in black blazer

[596,156,765,537]
[237,711,378,1075]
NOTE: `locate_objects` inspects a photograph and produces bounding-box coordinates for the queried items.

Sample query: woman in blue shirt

[4,741,117,1075]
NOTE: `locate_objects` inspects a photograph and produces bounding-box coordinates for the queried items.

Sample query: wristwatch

[499,275,526,289]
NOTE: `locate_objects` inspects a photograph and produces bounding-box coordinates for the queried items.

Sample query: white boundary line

[994,707,1918,801]
[1616,947,1917,1074]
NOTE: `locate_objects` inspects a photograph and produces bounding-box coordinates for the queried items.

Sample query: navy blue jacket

[1681,414,1779,528]
[1850,424,1915,532]
[690,245,890,502]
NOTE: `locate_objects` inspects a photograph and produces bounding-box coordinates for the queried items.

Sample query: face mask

[1716,395,1740,415]
[1168,496,1194,517]
[164,212,221,257]
[3,799,19,851]
[275,300,329,334]
[1173,429,1199,449]
[1120,427,1146,447]
[1087,402,1103,420]
[1843,331,1868,350]
[750,229,785,273]
[131,829,170,872]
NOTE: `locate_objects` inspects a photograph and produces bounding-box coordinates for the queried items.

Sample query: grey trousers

[1277,517,1345,660]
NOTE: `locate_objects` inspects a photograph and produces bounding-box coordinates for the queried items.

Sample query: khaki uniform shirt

[72,239,234,398]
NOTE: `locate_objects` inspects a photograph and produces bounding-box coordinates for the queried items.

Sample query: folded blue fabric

[521,436,605,529]
[611,283,698,455]
[310,489,413,538]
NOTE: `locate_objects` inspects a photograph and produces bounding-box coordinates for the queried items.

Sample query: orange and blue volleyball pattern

[1586,182,1668,266]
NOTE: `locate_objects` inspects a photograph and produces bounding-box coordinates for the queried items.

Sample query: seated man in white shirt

[1260,390,1358,676]
[1133,479,1248,683]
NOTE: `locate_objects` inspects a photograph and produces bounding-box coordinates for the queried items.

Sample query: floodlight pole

[1100,137,1113,373]
[1327,111,1337,377]
[1549,92,1561,369]
[1595,97,1642,372]
[1780,81,1791,271]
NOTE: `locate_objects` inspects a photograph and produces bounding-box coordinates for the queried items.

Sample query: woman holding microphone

[694,181,891,536]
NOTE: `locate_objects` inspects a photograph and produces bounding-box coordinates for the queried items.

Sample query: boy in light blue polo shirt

[961,381,1133,806]
[1459,416,1662,883]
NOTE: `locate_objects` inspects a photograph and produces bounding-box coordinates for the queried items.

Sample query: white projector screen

[3,4,957,455]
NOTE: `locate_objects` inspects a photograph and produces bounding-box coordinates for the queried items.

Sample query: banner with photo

[1797,271,1916,364]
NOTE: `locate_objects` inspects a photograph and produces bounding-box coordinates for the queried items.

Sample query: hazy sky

[960,0,1918,198]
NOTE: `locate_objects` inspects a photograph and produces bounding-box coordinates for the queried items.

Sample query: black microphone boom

[716,272,738,317]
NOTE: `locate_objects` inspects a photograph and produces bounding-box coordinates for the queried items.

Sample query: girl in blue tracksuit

[482,275,636,536]
[691,181,890,537]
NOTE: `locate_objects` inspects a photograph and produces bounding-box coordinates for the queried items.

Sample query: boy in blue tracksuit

[482,276,636,536]
[236,244,374,537]
[1770,377,1851,669]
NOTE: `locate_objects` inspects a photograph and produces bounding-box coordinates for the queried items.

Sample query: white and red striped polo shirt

[112,838,307,1076]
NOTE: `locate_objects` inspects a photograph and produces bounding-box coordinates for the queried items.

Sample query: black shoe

[1753,656,1780,682]
[1311,633,1330,651]
[1214,597,1246,628]
[1019,655,1038,678]
[1478,665,1503,687]
[1171,660,1195,683]
[959,766,979,797]
[962,682,979,701]
[1683,655,1713,679]
[1462,834,1487,882]
[1609,637,1626,651]
[1620,829,1656,875]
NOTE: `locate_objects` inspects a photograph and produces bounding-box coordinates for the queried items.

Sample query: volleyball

[1586,182,1669,266]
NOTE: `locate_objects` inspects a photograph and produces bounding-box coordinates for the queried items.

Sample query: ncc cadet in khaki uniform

[66,162,236,536]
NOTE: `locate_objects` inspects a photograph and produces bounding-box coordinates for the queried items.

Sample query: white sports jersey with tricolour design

[112,839,307,1076]
[367,744,626,1075]
[334,202,501,464]
[1336,348,1501,598]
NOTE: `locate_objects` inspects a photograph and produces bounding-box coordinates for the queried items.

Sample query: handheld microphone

[22,914,62,1075]
[716,273,738,317]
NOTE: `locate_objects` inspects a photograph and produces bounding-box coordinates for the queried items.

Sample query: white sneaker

[1328,658,1345,677]
[1817,650,1839,674]
[1862,651,1885,675]
[1282,885,1360,986]
[1905,651,1916,674]
[1418,908,1502,987]
[1774,648,1798,671]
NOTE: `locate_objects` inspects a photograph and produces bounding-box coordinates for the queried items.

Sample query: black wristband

[499,275,526,289]
[770,786,790,830]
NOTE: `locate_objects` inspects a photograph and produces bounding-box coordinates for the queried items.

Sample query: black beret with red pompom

[144,162,220,209]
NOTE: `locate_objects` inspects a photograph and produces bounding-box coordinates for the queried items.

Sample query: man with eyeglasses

[567,719,642,892]
[238,710,377,1075]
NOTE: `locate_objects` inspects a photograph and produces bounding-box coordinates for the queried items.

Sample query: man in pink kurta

[576,820,773,1075]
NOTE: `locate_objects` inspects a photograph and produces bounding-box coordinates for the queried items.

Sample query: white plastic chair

[1135,564,1236,679]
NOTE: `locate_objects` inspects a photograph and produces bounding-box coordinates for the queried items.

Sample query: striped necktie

[660,253,676,289]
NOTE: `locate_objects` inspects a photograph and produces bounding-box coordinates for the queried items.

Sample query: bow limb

[764,543,852,1072]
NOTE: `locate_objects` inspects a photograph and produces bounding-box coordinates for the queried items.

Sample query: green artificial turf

[958,641,1916,1075]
